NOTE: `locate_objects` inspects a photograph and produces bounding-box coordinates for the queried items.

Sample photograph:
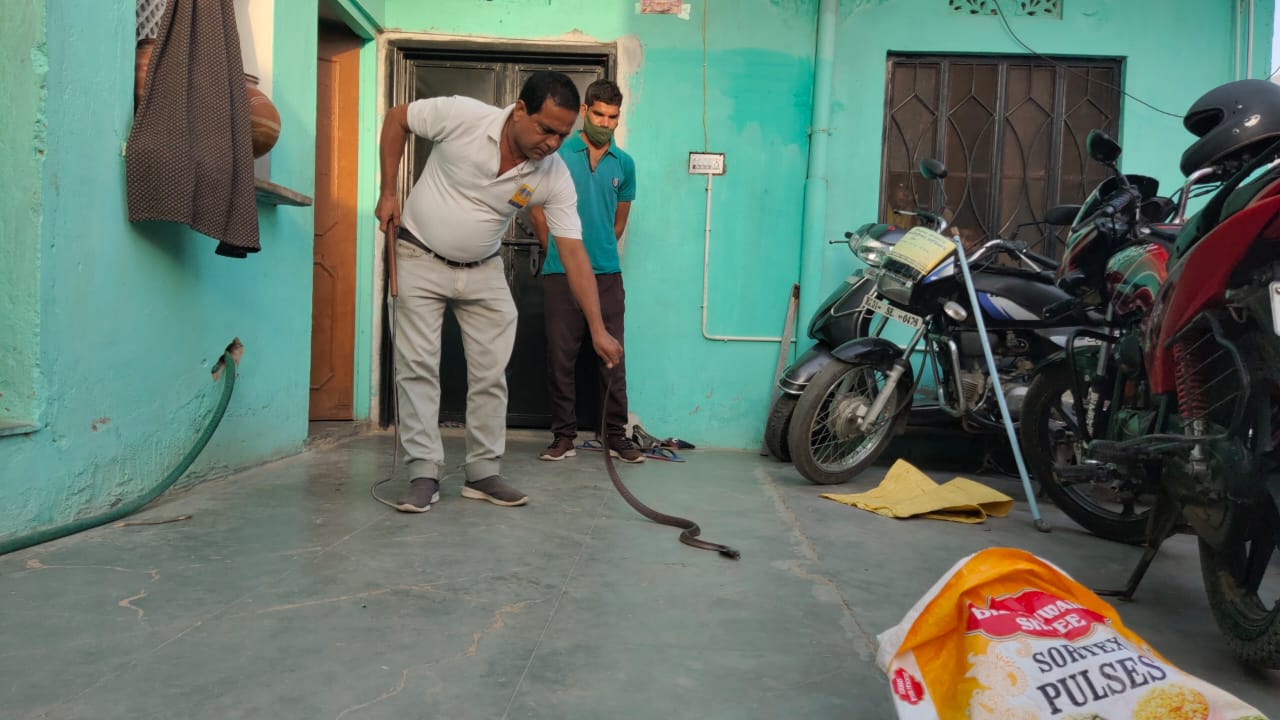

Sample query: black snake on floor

[601,371,740,560]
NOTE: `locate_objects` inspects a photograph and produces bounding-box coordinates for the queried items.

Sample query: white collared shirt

[400,96,581,263]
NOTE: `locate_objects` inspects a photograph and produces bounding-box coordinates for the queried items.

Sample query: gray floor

[2,429,1277,719]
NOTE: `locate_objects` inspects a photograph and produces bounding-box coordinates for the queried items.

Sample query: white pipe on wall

[1249,0,1257,77]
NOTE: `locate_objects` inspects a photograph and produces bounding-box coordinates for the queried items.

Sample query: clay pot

[245,74,281,158]
[133,43,281,158]
[134,39,156,109]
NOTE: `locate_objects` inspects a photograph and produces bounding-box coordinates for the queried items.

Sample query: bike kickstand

[1094,493,1181,601]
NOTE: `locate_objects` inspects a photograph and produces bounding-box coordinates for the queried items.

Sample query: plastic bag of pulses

[875,548,1268,720]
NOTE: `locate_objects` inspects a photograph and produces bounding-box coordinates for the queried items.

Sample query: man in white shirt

[375,71,622,513]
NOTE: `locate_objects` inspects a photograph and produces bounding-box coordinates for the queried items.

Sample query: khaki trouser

[392,241,516,482]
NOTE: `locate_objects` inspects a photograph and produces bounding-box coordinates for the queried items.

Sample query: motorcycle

[765,191,1074,464]
[763,223,899,462]
[1015,145,1174,546]
[1017,78,1280,667]
[785,158,1097,485]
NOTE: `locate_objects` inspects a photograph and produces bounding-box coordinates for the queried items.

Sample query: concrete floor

[2,428,1277,719]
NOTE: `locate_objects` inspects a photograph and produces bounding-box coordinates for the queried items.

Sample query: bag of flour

[876,547,1267,720]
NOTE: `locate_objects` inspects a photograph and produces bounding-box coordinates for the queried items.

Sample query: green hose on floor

[0,350,239,557]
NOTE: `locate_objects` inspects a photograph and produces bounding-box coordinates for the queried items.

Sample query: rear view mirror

[919,158,948,181]
[1087,130,1122,165]
[1045,204,1080,226]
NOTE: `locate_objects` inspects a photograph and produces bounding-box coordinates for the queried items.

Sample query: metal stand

[952,235,1050,532]
[761,284,801,455]
[1095,491,1180,600]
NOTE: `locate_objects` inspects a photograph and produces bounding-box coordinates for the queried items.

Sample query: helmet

[1179,79,1280,176]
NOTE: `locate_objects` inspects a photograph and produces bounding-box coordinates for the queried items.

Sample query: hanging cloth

[126,0,259,258]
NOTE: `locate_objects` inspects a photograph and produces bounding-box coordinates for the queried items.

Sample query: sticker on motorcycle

[887,227,956,276]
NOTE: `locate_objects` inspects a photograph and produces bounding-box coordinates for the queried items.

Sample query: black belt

[397,227,499,269]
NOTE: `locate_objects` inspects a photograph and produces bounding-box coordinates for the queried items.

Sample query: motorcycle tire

[764,394,798,462]
[786,357,909,485]
[1019,361,1149,545]
[1199,534,1280,669]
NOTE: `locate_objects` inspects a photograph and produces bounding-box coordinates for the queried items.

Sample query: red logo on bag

[891,668,925,705]
[966,590,1108,642]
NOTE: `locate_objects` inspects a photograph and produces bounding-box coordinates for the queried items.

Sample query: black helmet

[1180,79,1280,176]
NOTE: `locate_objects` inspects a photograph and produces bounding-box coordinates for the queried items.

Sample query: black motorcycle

[763,224,899,462]
[785,159,1098,485]
[765,200,1072,463]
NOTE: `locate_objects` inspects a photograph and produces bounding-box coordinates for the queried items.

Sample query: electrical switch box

[688,152,726,175]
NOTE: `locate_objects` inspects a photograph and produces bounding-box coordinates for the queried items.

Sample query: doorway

[384,42,616,430]
[309,20,362,420]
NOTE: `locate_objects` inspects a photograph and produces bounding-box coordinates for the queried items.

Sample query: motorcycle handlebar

[1097,187,1141,221]
[1023,249,1059,269]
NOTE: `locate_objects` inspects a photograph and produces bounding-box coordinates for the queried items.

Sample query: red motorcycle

[1018,79,1280,667]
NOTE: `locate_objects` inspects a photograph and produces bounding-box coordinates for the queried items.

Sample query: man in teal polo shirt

[529,79,643,463]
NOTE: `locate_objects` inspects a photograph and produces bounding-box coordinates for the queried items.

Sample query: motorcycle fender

[778,344,834,395]
[831,337,916,435]
[831,336,906,367]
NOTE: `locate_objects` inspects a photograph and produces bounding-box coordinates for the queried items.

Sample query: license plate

[1271,281,1280,336]
[862,294,925,330]
[886,227,955,275]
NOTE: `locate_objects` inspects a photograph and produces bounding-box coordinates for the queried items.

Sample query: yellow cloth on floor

[820,459,1013,523]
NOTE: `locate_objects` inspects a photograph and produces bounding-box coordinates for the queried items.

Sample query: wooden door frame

[311,23,364,421]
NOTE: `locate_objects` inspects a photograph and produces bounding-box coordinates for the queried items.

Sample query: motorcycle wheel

[1019,361,1150,544]
[786,357,909,485]
[764,394,798,462]
[1198,515,1280,669]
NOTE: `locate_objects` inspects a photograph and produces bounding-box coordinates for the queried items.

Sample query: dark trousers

[543,272,628,439]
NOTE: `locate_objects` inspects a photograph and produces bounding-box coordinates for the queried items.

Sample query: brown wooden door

[310,26,361,420]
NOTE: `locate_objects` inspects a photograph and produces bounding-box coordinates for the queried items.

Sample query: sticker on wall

[638,0,692,20]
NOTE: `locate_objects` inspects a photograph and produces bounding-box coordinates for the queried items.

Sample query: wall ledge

[255,177,313,207]
[0,420,42,437]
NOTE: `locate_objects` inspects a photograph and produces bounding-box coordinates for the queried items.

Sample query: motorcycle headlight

[852,234,893,267]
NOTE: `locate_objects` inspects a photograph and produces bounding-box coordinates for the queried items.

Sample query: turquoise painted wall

[0,0,319,541]
[378,0,1271,450]
[820,0,1275,300]
[0,0,46,431]
[385,0,820,450]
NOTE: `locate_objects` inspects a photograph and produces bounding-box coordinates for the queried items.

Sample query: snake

[600,371,740,560]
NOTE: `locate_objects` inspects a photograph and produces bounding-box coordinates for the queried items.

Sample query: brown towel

[126,0,259,258]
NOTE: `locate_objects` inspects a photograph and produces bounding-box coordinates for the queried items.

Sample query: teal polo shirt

[542,133,636,275]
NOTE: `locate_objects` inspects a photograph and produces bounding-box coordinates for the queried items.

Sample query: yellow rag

[820,459,1013,523]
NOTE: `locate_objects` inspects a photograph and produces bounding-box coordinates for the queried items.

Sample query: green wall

[386,0,820,450]
[0,0,319,542]
[382,0,1271,450]
[0,0,1270,544]
[0,0,46,431]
